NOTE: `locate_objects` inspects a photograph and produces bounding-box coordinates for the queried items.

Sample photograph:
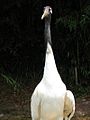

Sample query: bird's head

[41,6,52,20]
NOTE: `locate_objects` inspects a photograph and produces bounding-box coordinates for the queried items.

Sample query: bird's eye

[49,8,52,14]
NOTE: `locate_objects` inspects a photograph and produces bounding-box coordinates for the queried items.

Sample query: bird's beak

[41,10,48,20]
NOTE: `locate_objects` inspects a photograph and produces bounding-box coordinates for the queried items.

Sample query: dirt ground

[0,82,90,120]
[74,96,90,120]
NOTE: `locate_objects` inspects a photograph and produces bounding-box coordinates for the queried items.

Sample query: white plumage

[64,90,75,120]
[31,6,66,120]
[31,6,75,120]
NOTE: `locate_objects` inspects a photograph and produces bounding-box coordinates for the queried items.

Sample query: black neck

[44,16,52,45]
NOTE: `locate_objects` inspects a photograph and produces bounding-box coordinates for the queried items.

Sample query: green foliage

[80,67,90,79]
[56,6,90,32]
[1,73,21,92]
[73,85,90,97]
[56,15,77,32]
[80,5,90,27]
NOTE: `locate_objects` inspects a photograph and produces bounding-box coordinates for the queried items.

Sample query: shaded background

[0,0,90,90]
